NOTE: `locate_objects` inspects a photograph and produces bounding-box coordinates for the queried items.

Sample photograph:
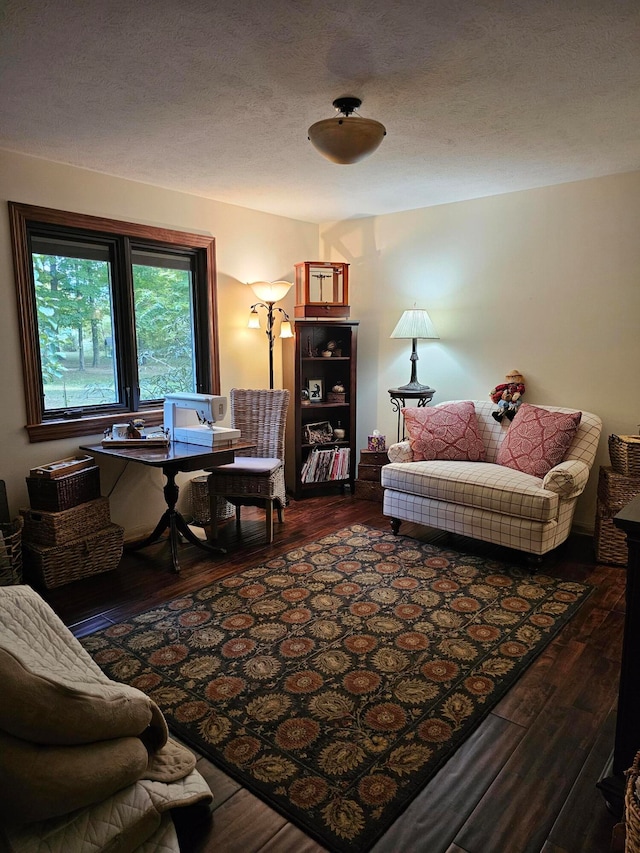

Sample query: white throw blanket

[0,585,212,853]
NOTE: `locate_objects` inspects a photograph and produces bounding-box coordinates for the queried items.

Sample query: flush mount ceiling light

[308,97,386,165]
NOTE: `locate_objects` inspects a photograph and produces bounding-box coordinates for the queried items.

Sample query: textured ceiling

[1,0,639,223]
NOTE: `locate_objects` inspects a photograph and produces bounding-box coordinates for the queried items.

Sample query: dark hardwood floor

[42,494,625,853]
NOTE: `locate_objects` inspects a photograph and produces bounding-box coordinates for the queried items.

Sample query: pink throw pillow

[403,402,486,462]
[496,403,582,478]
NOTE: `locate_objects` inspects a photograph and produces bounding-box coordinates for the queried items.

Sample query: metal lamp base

[396,381,435,393]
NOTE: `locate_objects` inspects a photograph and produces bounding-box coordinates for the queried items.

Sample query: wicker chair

[206,388,290,544]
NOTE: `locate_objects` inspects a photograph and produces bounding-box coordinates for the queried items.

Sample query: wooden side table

[597,493,640,816]
[388,387,435,443]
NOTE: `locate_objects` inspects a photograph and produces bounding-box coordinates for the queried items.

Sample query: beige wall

[322,171,640,531]
[2,150,637,538]
[0,150,317,536]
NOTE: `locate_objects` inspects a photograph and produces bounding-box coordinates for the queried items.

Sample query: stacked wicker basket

[624,751,640,853]
[21,458,124,588]
[0,516,23,586]
[595,435,640,566]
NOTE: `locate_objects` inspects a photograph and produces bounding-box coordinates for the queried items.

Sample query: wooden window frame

[8,202,220,443]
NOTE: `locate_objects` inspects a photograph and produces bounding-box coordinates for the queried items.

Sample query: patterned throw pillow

[403,401,486,462]
[496,403,582,478]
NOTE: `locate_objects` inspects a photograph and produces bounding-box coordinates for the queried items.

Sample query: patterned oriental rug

[83,524,592,853]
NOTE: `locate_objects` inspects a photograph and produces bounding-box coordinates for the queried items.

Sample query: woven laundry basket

[190,476,234,526]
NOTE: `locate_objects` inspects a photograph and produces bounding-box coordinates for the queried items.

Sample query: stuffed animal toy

[490,371,525,422]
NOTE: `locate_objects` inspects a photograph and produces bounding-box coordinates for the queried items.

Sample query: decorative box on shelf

[303,421,334,445]
[294,261,349,318]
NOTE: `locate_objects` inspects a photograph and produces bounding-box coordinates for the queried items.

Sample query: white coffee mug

[112,423,130,439]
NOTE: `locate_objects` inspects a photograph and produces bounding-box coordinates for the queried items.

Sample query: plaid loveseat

[381,400,602,557]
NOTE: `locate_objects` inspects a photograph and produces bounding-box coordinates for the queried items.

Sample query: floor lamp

[248,281,293,389]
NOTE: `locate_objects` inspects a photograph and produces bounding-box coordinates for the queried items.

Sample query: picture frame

[308,378,324,402]
[303,421,333,444]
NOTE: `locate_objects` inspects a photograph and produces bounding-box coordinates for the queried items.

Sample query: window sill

[26,409,164,443]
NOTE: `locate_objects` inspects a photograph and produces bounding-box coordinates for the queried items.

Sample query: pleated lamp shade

[390,309,439,340]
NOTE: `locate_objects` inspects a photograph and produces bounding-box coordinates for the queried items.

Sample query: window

[9,203,219,442]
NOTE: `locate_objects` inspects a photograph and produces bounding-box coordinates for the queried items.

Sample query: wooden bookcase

[283,319,358,500]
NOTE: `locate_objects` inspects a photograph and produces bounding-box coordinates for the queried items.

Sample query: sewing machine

[163,393,241,447]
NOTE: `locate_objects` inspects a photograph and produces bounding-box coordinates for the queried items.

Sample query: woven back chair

[207,388,290,543]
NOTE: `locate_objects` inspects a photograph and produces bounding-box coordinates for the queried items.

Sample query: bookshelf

[283,319,358,500]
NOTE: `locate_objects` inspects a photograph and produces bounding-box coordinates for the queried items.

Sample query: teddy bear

[490,370,525,422]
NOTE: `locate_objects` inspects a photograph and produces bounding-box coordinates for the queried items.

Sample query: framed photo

[303,420,333,444]
[308,378,324,402]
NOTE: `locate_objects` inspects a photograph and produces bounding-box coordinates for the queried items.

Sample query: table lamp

[390,308,439,392]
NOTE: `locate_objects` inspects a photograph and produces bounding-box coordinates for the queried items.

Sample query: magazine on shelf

[301,446,350,483]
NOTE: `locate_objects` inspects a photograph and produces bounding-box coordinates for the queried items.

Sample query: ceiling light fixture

[308,97,386,165]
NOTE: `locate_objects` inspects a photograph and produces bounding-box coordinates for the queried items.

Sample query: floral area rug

[83,524,592,853]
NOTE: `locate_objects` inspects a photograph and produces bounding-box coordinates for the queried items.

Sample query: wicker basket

[189,476,234,526]
[609,435,640,477]
[26,466,101,512]
[0,517,23,586]
[595,499,628,566]
[598,467,640,510]
[624,751,640,853]
[20,497,112,547]
[22,522,124,589]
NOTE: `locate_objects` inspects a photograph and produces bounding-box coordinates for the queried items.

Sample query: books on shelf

[301,447,351,484]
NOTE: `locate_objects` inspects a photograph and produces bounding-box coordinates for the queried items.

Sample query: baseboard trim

[572,521,595,537]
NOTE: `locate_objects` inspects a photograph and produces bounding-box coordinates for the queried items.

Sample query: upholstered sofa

[381,400,602,558]
[0,585,213,853]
